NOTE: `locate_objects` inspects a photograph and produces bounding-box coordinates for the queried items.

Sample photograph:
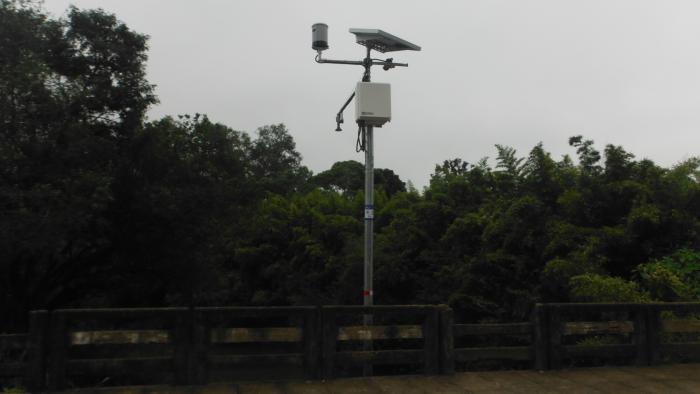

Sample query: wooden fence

[535,302,700,369]
[321,305,441,378]
[3,303,700,390]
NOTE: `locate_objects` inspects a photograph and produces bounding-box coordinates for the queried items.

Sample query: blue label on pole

[364,205,374,219]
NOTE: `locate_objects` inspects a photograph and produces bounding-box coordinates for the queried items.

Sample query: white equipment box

[355,82,391,126]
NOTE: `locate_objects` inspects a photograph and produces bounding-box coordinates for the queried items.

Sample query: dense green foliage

[2,1,700,331]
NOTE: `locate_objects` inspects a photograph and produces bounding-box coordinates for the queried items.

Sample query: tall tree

[248,124,311,196]
[0,1,155,330]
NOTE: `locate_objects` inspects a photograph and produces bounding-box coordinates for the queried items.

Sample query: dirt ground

[58,363,700,393]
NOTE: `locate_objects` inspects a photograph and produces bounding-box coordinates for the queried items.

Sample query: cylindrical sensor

[312,23,329,51]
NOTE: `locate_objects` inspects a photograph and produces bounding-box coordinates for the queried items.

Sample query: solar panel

[349,28,421,53]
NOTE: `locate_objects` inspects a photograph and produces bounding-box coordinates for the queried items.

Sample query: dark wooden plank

[0,333,27,350]
[649,302,700,312]
[454,323,532,336]
[302,307,321,380]
[548,307,563,369]
[335,349,425,366]
[544,303,646,313]
[25,310,48,391]
[533,303,549,370]
[454,346,532,362]
[210,327,302,343]
[633,309,649,366]
[209,353,303,366]
[56,307,185,316]
[195,306,315,320]
[173,308,192,385]
[563,344,636,358]
[193,309,209,384]
[54,308,186,333]
[67,356,172,375]
[322,305,438,316]
[56,307,185,325]
[439,305,455,374]
[196,306,315,313]
[47,310,68,390]
[337,325,422,340]
[648,308,662,365]
[321,308,337,379]
[70,329,170,345]
[545,302,700,313]
[68,343,174,359]
[660,343,700,359]
[423,308,440,374]
[662,319,700,333]
[563,321,633,335]
[0,362,24,377]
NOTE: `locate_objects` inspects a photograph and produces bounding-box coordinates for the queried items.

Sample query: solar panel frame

[349,28,421,53]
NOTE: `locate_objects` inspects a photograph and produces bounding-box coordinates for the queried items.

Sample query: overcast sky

[45,0,700,188]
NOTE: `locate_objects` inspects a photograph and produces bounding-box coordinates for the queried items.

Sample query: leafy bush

[636,249,700,301]
[569,274,650,303]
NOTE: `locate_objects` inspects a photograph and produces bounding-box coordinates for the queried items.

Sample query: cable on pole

[356,124,366,152]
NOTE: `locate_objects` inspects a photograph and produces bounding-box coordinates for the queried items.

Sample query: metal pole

[361,47,374,377]
[362,46,373,312]
[363,125,374,310]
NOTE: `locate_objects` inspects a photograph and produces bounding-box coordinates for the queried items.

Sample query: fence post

[647,305,661,365]
[321,307,337,379]
[548,305,562,369]
[633,305,649,366]
[173,308,194,384]
[47,310,68,390]
[193,309,209,384]
[24,310,49,391]
[438,305,454,374]
[533,303,549,370]
[423,307,440,374]
[303,307,321,380]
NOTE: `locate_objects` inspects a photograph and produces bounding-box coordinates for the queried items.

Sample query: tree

[312,161,364,195]
[106,115,252,306]
[638,249,700,300]
[569,274,650,303]
[312,160,406,197]
[569,135,601,176]
[0,1,155,330]
[248,124,311,196]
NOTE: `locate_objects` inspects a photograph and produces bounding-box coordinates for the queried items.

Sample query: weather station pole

[312,23,420,305]
[361,47,374,314]
[311,24,420,374]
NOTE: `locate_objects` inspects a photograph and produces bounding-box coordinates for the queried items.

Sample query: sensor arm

[316,58,364,66]
[335,91,355,132]
[316,52,407,68]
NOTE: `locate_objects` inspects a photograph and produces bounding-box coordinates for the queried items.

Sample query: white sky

[45,0,700,188]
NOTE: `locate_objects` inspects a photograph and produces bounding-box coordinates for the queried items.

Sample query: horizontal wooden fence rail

[4,302,700,390]
[193,306,318,384]
[0,310,48,391]
[535,302,700,370]
[320,305,445,378]
[46,307,190,390]
[453,322,534,365]
[647,303,700,365]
